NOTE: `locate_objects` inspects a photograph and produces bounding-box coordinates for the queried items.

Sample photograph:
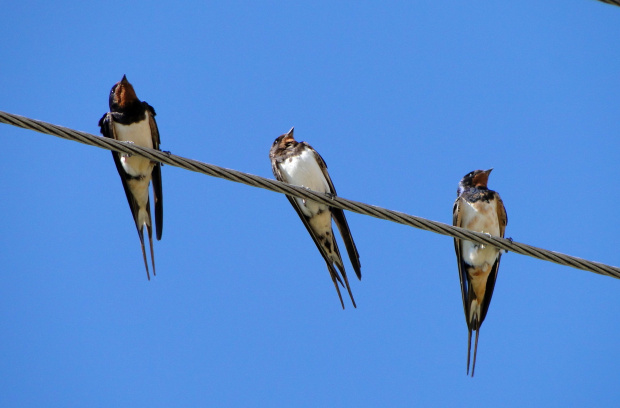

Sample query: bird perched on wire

[453,169,507,376]
[269,127,361,309]
[99,75,163,280]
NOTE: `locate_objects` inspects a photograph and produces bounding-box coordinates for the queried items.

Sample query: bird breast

[461,199,501,267]
[113,116,155,178]
[278,149,331,217]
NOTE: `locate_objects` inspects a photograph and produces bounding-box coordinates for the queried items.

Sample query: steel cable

[1,110,619,280]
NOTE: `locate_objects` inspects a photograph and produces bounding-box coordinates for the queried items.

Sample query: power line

[596,0,620,6]
[1,110,619,280]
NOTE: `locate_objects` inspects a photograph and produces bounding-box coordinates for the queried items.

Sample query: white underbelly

[461,199,500,267]
[279,150,331,217]
[113,117,154,178]
[120,155,154,178]
[113,116,153,147]
[128,177,152,209]
[462,240,499,267]
[308,210,332,234]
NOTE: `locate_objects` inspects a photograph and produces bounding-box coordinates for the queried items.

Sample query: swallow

[452,168,507,376]
[98,75,163,280]
[269,128,361,309]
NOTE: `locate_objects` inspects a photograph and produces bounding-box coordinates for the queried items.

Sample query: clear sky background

[1,1,619,406]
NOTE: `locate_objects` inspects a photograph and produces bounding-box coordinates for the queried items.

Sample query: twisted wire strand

[1,110,619,280]
[596,0,620,6]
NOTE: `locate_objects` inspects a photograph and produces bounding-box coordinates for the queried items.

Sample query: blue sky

[1,1,619,406]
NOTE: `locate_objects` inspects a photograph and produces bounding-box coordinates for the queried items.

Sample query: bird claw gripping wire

[119,141,135,158]
[1,109,619,281]
[501,237,514,254]
[159,150,172,166]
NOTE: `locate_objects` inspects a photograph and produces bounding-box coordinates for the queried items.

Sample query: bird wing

[145,103,163,241]
[310,146,362,280]
[271,157,345,287]
[496,194,508,236]
[479,194,508,322]
[452,196,471,323]
[99,112,142,231]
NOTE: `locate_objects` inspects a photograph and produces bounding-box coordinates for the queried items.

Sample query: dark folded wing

[479,193,507,323]
[331,208,361,279]
[310,147,361,279]
[271,158,344,286]
[453,197,470,323]
[99,112,141,230]
[145,104,163,240]
[496,194,508,235]
[479,255,501,324]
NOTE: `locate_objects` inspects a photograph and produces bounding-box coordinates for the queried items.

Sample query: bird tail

[327,263,345,309]
[335,262,356,309]
[136,226,151,280]
[136,202,155,279]
[466,316,481,377]
[146,222,156,278]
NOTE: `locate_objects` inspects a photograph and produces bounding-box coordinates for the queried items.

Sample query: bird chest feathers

[461,199,501,267]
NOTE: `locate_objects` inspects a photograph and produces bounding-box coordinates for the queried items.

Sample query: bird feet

[119,140,135,158]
